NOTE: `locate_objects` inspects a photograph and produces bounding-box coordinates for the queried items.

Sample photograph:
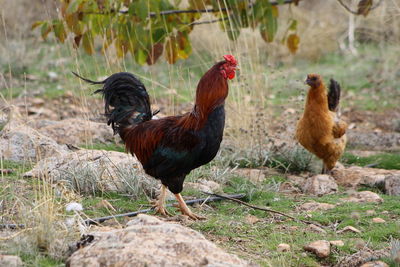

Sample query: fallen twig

[84,193,245,225]
[0,193,246,229]
[203,192,326,228]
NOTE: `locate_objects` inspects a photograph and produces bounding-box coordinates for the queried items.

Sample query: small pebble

[277,243,290,252]
[372,217,386,223]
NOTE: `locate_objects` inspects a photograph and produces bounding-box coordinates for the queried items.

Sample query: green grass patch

[342,152,400,170]
[80,143,126,153]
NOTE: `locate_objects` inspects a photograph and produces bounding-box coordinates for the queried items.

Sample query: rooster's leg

[152,184,171,216]
[174,193,205,220]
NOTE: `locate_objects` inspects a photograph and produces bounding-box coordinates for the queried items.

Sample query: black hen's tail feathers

[73,71,153,135]
[328,79,341,112]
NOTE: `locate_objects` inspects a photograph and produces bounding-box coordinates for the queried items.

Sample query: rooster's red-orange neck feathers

[180,55,237,130]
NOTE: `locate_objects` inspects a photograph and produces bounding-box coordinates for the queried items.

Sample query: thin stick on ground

[203,192,326,228]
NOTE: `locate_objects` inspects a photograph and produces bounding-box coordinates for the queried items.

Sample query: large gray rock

[0,107,69,162]
[385,175,400,196]
[31,118,116,145]
[24,149,157,195]
[302,175,338,196]
[66,214,252,267]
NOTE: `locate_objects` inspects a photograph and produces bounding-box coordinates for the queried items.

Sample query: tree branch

[94,0,296,16]
[203,192,327,228]
[188,17,228,26]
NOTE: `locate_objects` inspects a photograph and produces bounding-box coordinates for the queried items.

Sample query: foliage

[32,0,301,65]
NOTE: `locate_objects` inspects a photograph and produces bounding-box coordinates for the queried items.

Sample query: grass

[1,2,400,265]
[2,152,400,266]
[189,178,400,266]
[342,152,400,170]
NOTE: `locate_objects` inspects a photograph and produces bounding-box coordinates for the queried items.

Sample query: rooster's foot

[152,184,171,217]
[174,193,206,220]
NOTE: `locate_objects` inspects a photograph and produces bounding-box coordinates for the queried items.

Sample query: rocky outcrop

[66,214,252,267]
[332,166,400,188]
[24,149,157,195]
[0,106,69,162]
[31,118,116,145]
[341,191,383,203]
[302,175,338,196]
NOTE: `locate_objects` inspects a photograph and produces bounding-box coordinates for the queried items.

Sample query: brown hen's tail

[328,79,341,112]
[73,72,156,136]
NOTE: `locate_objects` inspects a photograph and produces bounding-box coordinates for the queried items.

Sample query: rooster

[295,74,347,174]
[73,55,238,220]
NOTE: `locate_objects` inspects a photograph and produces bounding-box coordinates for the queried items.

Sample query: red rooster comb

[223,55,237,66]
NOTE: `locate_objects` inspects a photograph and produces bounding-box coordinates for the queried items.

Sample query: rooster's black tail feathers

[328,79,341,112]
[73,72,153,134]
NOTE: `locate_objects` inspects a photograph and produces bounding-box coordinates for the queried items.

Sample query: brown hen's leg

[321,163,332,175]
[152,184,171,216]
[174,193,205,220]
[321,164,327,174]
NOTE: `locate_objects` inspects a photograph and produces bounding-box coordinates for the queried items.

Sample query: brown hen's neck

[305,84,328,110]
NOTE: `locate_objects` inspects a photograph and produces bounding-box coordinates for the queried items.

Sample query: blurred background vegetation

[1,1,400,266]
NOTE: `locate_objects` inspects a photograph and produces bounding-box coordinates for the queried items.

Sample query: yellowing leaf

[146,43,164,65]
[82,32,94,55]
[66,0,84,15]
[289,19,297,31]
[165,37,178,64]
[271,6,279,17]
[31,21,44,30]
[40,21,52,40]
[53,22,67,43]
[357,0,373,16]
[135,49,147,65]
[287,33,300,54]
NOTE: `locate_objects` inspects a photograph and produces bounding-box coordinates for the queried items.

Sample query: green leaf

[134,0,149,20]
[82,31,94,54]
[66,0,84,15]
[40,21,51,40]
[289,19,297,31]
[259,5,278,43]
[151,27,166,43]
[53,21,67,43]
[135,48,147,65]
